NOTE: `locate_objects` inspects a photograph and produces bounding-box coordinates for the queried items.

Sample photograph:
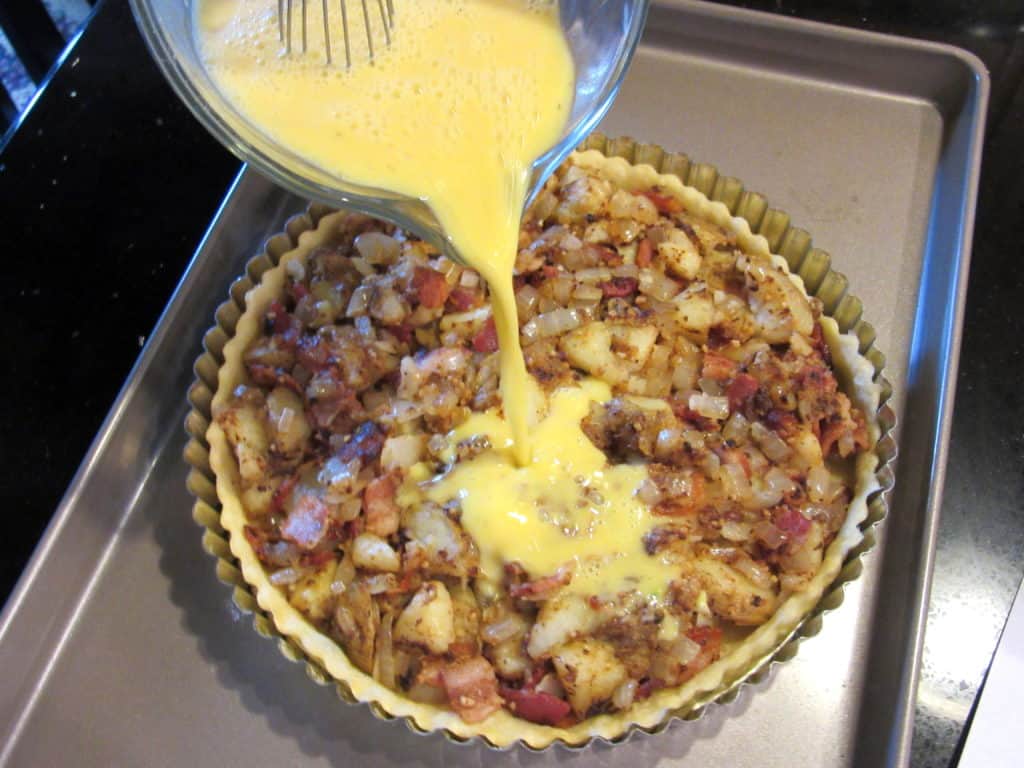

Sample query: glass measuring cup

[129,0,650,259]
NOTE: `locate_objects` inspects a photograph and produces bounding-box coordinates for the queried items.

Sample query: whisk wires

[278,0,396,68]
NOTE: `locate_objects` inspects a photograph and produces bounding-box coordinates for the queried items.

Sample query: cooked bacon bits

[412,266,450,309]
[280,493,330,550]
[363,474,400,537]
[600,276,639,298]
[471,317,499,353]
[501,686,572,726]
[216,161,871,728]
[442,657,503,723]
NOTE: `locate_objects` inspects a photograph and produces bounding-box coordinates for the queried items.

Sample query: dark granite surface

[1,0,1021,765]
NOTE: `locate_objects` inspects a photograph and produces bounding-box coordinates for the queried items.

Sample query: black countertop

[1,1,1021,765]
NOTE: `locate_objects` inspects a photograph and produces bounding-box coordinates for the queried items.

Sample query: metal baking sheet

[0,1,987,765]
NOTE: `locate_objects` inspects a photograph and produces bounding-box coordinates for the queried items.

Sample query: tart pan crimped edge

[183,133,898,751]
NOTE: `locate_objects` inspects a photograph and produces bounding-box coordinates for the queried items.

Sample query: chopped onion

[459,269,480,287]
[536,673,566,699]
[364,574,398,595]
[698,377,725,396]
[549,275,573,305]
[751,421,792,461]
[806,465,835,503]
[346,284,371,317]
[734,554,775,590]
[753,520,784,549]
[612,679,638,710]
[654,428,683,461]
[515,284,540,321]
[522,308,582,341]
[354,231,400,265]
[720,461,750,501]
[269,566,310,586]
[637,477,663,505]
[575,267,613,284]
[639,269,681,302]
[285,258,306,282]
[482,615,525,644]
[374,613,396,689]
[354,315,375,340]
[689,392,730,421]
[723,412,750,443]
[572,283,604,303]
[612,263,640,279]
[671,635,702,665]
[721,520,751,542]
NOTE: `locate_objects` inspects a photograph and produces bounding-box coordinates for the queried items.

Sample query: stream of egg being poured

[198,0,676,600]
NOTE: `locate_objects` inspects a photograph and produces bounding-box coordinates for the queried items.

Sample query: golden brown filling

[216,159,869,726]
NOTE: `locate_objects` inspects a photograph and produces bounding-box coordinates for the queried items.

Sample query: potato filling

[216,158,870,726]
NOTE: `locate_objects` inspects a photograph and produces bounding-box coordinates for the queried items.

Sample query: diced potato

[607,189,659,225]
[790,428,824,471]
[289,560,338,621]
[746,260,814,341]
[439,306,491,336]
[551,639,628,716]
[690,557,777,625]
[218,402,270,487]
[394,581,455,654]
[381,434,427,471]
[351,533,401,572]
[555,175,614,223]
[560,322,625,386]
[583,221,610,244]
[559,321,658,387]
[450,583,481,656]
[527,593,600,659]
[265,386,311,461]
[658,229,701,280]
[672,284,714,335]
[490,636,531,679]
[403,503,476,577]
[240,482,276,517]
[334,580,379,673]
[608,324,659,368]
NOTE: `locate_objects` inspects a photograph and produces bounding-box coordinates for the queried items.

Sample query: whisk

[277,0,395,68]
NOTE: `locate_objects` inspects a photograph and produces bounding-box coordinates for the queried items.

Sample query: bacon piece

[508,566,572,601]
[600,276,639,298]
[653,473,705,516]
[682,626,722,677]
[763,408,798,437]
[727,373,760,411]
[385,323,413,344]
[472,317,499,354]
[336,422,385,465]
[669,400,717,432]
[701,351,738,382]
[280,493,330,550]
[773,506,811,541]
[363,474,400,537]
[447,287,481,311]
[270,473,299,514]
[642,189,683,214]
[296,334,333,372]
[636,237,653,268]
[412,266,450,309]
[500,687,572,726]
[441,657,502,724]
[635,678,666,701]
[243,526,300,567]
